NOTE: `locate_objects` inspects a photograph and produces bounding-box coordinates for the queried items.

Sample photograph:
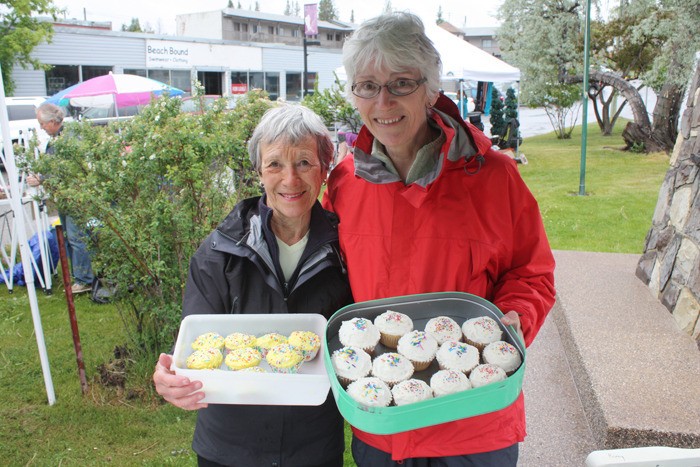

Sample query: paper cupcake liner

[268,362,303,374]
[379,333,401,349]
[411,359,433,372]
[464,337,487,352]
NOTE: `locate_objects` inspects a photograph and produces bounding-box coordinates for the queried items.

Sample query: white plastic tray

[172,313,330,405]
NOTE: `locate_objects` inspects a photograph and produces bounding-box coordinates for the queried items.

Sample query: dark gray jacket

[183,196,352,467]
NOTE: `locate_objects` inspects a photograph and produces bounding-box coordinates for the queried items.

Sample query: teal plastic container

[323,292,526,435]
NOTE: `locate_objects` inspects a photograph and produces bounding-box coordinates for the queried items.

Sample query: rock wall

[636,63,700,346]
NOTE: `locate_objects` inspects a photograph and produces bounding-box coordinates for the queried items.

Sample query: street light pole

[303,38,320,98]
[579,0,592,196]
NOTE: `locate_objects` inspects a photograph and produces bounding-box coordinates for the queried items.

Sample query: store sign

[146,40,262,69]
[231,83,248,94]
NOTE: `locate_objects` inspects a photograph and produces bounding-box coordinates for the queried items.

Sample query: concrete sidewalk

[518,250,700,466]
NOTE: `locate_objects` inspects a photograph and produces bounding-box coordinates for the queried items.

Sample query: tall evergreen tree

[319,0,337,21]
[121,18,144,32]
[505,87,518,121]
[255,1,259,11]
[350,10,355,23]
[489,88,505,137]
[437,6,444,24]
[227,0,233,8]
[284,0,292,15]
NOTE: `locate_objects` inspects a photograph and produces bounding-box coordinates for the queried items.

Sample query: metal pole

[0,64,56,405]
[303,38,308,98]
[579,0,592,196]
[55,224,89,395]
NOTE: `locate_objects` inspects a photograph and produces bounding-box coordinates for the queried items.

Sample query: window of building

[171,70,192,93]
[292,29,300,37]
[234,22,240,32]
[265,72,279,101]
[45,65,79,95]
[252,24,258,33]
[268,26,275,35]
[124,69,147,78]
[336,33,342,41]
[482,39,493,48]
[249,71,264,93]
[145,69,191,94]
[242,23,248,32]
[82,66,112,81]
[279,27,285,36]
[326,33,333,41]
[286,72,302,101]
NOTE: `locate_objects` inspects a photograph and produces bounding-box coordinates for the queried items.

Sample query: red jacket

[322,95,556,460]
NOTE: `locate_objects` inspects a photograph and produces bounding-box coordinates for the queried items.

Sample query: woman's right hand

[153,353,208,410]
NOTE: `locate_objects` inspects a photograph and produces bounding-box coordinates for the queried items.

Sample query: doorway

[197,71,223,95]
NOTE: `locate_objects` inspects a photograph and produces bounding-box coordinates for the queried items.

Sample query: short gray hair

[342,12,442,105]
[248,104,334,172]
[36,103,66,124]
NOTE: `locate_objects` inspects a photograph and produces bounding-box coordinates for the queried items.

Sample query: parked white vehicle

[0,96,50,149]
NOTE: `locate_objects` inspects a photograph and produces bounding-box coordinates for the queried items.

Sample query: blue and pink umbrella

[45,73,184,112]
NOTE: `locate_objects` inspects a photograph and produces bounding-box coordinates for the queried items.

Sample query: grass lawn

[0,122,669,465]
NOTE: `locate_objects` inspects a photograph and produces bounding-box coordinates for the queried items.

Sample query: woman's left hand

[500,310,525,345]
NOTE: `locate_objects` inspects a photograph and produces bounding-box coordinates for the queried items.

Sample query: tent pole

[515,81,521,157]
[0,65,56,405]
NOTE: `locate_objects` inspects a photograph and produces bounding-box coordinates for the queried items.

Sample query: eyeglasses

[351,78,427,99]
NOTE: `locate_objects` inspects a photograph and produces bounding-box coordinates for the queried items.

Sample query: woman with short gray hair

[248,104,334,172]
[154,104,351,467]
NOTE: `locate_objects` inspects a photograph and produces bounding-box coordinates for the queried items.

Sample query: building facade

[11,10,351,101]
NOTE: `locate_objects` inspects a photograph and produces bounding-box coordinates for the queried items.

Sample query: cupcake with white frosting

[461,316,503,351]
[391,379,433,406]
[482,341,522,375]
[430,369,472,396]
[374,310,413,348]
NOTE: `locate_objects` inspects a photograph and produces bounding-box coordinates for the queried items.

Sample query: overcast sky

[50,0,505,35]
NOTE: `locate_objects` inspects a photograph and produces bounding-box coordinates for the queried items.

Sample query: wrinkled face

[38,118,61,136]
[353,67,436,157]
[259,136,327,226]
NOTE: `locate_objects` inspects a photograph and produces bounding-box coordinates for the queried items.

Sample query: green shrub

[31,91,274,357]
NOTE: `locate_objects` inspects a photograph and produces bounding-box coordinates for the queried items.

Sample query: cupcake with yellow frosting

[265,343,304,374]
[224,332,257,352]
[288,331,322,361]
[224,347,262,371]
[186,348,223,369]
[191,332,225,351]
[256,332,288,358]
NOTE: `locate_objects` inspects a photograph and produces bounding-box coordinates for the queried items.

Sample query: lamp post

[579,0,592,196]
[303,38,320,98]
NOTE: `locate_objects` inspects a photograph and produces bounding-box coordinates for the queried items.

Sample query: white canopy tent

[334,23,520,83]
[425,23,520,83]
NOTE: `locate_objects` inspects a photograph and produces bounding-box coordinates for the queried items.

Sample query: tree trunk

[567,70,682,153]
[651,83,683,149]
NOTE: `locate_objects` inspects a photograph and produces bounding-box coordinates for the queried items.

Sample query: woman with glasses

[323,12,556,467]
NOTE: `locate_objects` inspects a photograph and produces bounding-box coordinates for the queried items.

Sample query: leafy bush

[302,82,362,133]
[31,91,274,356]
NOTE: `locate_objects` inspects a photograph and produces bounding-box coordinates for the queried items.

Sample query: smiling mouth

[280,192,305,200]
[375,116,403,125]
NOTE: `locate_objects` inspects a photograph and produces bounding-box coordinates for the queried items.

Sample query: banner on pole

[304,3,318,36]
